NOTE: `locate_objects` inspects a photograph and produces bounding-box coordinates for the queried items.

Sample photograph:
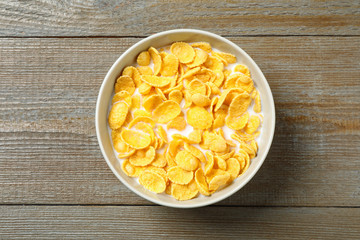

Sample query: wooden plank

[0,0,359,37]
[0,37,359,206]
[0,206,359,239]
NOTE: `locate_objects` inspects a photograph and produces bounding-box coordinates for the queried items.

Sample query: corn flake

[151,153,167,168]
[226,112,249,130]
[175,150,199,171]
[254,91,261,113]
[139,170,166,193]
[131,95,141,109]
[160,53,179,77]
[195,168,211,196]
[133,109,152,119]
[184,143,206,163]
[171,180,198,201]
[141,75,171,87]
[153,100,181,123]
[129,146,155,166]
[121,128,151,150]
[187,48,208,68]
[167,166,193,185]
[244,115,260,134]
[191,42,212,53]
[122,159,144,177]
[214,156,227,171]
[188,129,203,144]
[191,93,211,107]
[137,51,151,66]
[143,94,163,112]
[187,106,213,130]
[226,158,241,181]
[208,172,230,191]
[137,66,153,75]
[122,66,142,87]
[108,101,129,130]
[112,90,132,105]
[115,75,136,95]
[167,115,187,131]
[170,42,195,64]
[205,151,215,175]
[168,89,183,104]
[138,83,152,95]
[212,51,237,65]
[228,93,251,118]
[148,47,162,76]
[234,64,250,77]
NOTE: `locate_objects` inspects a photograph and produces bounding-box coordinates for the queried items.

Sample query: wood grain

[0,37,359,206]
[0,0,359,37]
[0,206,359,239]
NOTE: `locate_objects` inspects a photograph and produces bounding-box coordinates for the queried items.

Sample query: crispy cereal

[153,100,181,124]
[234,64,250,77]
[108,101,129,130]
[188,129,203,144]
[137,66,153,75]
[141,75,171,87]
[226,158,241,181]
[160,53,179,76]
[191,42,212,53]
[122,66,142,87]
[226,112,249,130]
[175,150,199,171]
[131,95,141,109]
[205,151,214,175]
[254,91,261,113]
[109,41,263,201]
[120,128,151,150]
[112,90,132,105]
[143,94,163,112]
[129,146,155,166]
[148,47,162,75]
[167,166,193,185]
[184,143,206,163]
[168,89,183,104]
[122,159,144,177]
[195,168,211,196]
[244,115,260,134]
[115,75,136,95]
[187,106,213,130]
[212,51,237,65]
[167,115,187,131]
[208,172,230,191]
[137,51,151,66]
[138,82,152,95]
[191,93,211,107]
[187,48,208,68]
[228,93,251,118]
[171,180,198,200]
[170,42,195,64]
[133,109,152,118]
[139,170,166,193]
[151,153,167,168]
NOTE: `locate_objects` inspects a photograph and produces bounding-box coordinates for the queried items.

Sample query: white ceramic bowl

[96,29,275,208]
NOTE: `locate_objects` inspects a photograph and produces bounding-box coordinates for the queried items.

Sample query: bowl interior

[96,29,275,208]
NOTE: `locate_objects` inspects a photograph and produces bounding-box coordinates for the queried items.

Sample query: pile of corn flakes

[108,42,262,200]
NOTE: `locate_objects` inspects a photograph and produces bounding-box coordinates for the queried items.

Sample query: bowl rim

[96,29,276,208]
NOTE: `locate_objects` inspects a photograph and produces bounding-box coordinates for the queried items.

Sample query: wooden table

[1,1,359,239]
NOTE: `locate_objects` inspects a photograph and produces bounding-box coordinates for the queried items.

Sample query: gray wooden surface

[0,0,360,239]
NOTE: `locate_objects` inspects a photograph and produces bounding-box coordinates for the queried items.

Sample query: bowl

[96,29,275,208]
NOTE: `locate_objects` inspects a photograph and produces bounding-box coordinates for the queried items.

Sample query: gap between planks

[0,204,359,208]
[0,34,359,39]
